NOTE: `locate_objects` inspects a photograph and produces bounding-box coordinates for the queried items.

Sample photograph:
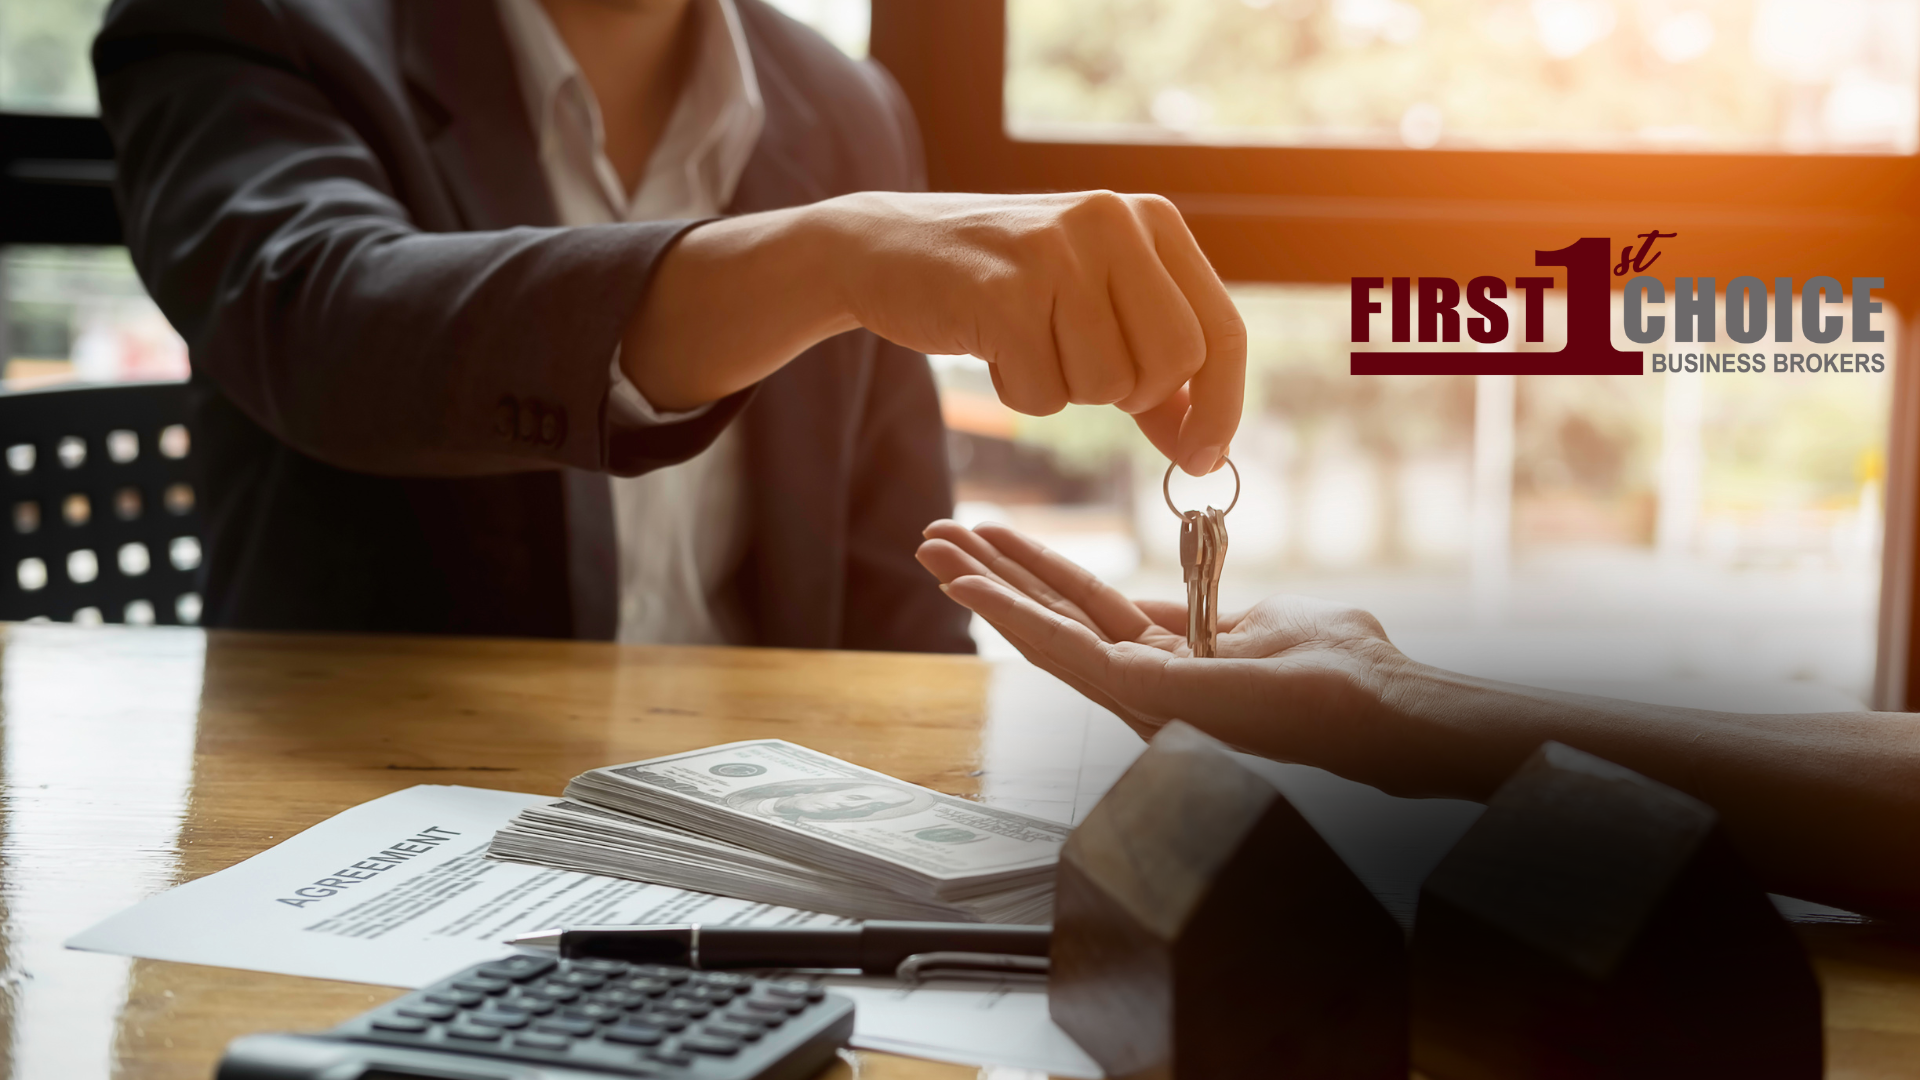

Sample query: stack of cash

[487,740,1068,923]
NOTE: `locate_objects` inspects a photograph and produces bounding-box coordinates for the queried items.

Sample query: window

[882,0,1917,708]
[765,0,870,58]
[1007,0,1920,153]
[0,0,111,114]
[1,246,187,389]
[941,284,1893,699]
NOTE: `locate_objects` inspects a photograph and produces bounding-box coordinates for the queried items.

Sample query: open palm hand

[917,520,1421,789]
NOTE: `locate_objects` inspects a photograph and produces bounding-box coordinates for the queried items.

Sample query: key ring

[1163,456,1239,519]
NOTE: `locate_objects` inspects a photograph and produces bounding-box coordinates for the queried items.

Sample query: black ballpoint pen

[504,920,1052,979]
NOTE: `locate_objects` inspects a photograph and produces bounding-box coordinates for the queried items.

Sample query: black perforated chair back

[0,381,205,625]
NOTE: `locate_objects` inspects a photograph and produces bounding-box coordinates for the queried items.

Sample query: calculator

[215,953,856,1080]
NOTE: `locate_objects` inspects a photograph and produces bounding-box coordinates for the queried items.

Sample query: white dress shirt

[496,0,764,645]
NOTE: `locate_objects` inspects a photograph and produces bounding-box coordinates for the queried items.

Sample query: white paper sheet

[826,980,1098,1078]
[66,784,1101,1078]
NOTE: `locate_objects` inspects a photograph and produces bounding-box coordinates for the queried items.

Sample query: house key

[1165,457,1238,658]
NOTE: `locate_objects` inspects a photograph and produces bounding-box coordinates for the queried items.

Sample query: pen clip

[893,951,1050,986]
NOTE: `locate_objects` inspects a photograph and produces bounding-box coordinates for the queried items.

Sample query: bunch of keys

[1164,457,1237,658]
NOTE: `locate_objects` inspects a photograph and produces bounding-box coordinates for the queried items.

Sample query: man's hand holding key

[627,190,1247,478]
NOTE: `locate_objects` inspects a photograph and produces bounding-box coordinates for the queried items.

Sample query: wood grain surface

[0,622,1915,1079]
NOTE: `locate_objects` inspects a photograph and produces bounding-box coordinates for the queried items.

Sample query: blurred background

[0,0,1904,704]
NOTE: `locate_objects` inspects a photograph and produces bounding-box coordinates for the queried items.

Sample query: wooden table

[1,623,1918,1079]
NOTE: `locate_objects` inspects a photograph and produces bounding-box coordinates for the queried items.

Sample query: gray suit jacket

[92,0,973,652]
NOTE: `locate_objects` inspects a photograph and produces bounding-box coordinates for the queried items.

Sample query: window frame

[871,0,1920,708]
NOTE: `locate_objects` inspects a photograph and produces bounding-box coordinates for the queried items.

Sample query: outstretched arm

[626,191,1246,477]
[917,519,1920,918]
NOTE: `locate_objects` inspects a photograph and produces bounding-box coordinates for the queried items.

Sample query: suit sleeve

[92,0,744,479]
[834,58,971,655]
[838,338,975,654]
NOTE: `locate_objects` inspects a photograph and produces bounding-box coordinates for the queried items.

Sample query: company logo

[1348,233,1886,376]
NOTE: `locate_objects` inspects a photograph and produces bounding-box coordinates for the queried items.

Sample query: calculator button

[557,970,608,989]
[530,984,580,1002]
[604,1022,667,1046]
[688,985,734,1004]
[662,996,711,1018]
[701,972,750,989]
[702,1021,761,1042]
[501,993,556,1015]
[533,1017,597,1037]
[453,976,510,995]
[370,1015,430,1033]
[572,958,633,975]
[563,1002,622,1024]
[633,965,690,983]
[727,1001,785,1022]
[647,1045,695,1067]
[445,1022,503,1042]
[396,1001,458,1021]
[467,1010,531,1029]
[426,989,483,1007]
[477,956,557,983]
[513,1031,573,1051]
[594,989,649,1009]
[632,1007,688,1028]
[768,979,815,996]
[623,977,671,996]
[683,1034,743,1056]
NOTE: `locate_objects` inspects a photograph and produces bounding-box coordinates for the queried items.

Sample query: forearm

[620,190,1244,471]
[1380,660,1920,914]
[621,203,858,411]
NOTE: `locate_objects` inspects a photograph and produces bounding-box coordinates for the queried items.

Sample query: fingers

[842,190,1239,466]
[1106,212,1206,422]
[970,523,1156,644]
[1135,598,1190,634]
[919,522,1105,638]
[922,537,1153,734]
[1053,282,1138,406]
[943,574,1124,690]
[1139,198,1246,475]
[949,572,1222,736]
[944,573,1182,717]
[985,344,1069,417]
[961,603,1147,735]
[975,247,1071,416]
[1129,388,1187,462]
[1015,192,1226,449]
[916,535,1012,589]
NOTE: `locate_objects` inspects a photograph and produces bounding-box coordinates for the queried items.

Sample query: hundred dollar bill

[488,740,1066,923]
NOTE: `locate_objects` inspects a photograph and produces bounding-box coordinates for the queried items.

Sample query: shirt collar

[495,0,577,146]
[495,0,764,218]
